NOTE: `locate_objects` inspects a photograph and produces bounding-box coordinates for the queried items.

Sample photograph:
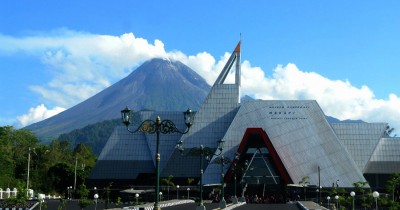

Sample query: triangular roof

[203,100,366,187]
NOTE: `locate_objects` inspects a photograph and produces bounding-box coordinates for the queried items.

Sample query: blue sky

[1,1,399,135]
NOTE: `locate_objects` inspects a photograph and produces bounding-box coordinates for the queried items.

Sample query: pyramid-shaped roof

[203,100,366,187]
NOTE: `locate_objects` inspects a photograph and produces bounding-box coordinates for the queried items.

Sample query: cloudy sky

[1,1,399,136]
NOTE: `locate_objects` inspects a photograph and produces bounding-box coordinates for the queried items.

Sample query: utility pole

[26,147,31,197]
[74,156,77,190]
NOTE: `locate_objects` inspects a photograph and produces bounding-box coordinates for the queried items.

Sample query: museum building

[89,42,400,193]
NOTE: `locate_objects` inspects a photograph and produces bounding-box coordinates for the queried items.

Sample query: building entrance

[229,128,292,203]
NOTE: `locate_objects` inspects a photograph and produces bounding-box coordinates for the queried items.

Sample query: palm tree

[187,177,194,186]
[299,176,310,201]
[161,175,175,200]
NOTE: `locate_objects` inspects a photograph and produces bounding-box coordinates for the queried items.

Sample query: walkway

[297,201,328,210]
[42,199,326,210]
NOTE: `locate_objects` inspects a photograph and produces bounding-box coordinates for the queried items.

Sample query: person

[253,194,259,203]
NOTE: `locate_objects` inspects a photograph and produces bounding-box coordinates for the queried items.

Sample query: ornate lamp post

[189,145,213,210]
[206,139,230,209]
[135,193,139,205]
[176,142,215,210]
[204,139,229,209]
[213,155,231,209]
[373,191,379,210]
[121,107,194,210]
[350,191,355,210]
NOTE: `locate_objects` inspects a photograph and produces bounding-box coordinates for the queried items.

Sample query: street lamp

[239,160,249,202]
[232,153,240,204]
[38,193,45,210]
[176,138,225,209]
[327,196,330,209]
[176,185,180,200]
[121,107,194,210]
[335,195,339,210]
[67,186,73,200]
[94,193,99,210]
[159,192,163,201]
[135,193,139,205]
[193,145,210,208]
[213,155,231,209]
[206,139,230,209]
[69,186,72,199]
[318,186,322,206]
[350,191,355,210]
[176,142,214,210]
[187,188,190,199]
[373,191,379,210]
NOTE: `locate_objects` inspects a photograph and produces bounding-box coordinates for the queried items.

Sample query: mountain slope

[26,58,210,142]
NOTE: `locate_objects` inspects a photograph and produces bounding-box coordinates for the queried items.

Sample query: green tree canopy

[0,126,97,196]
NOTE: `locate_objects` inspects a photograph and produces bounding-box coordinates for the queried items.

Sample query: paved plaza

[42,199,329,210]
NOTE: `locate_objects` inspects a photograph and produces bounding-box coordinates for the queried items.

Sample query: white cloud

[1,29,168,108]
[238,62,400,135]
[171,49,400,134]
[2,29,400,134]
[17,104,66,127]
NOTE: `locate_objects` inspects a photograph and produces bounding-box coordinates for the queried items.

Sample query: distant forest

[57,113,141,156]
[58,119,121,156]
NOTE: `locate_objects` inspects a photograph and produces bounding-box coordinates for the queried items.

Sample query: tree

[78,199,92,210]
[384,173,400,209]
[0,129,15,187]
[103,182,113,209]
[0,126,39,187]
[161,175,175,200]
[47,163,75,193]
[187,178,194,186]
[57,198,67,210]
[0,126,97,196]
[386,173,400,202]
[77,183,92,210]
[353,181,371,210]
[299,176,310,201]
[4,181,27,208]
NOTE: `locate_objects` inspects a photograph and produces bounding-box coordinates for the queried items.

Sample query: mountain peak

[26,58,211,142]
